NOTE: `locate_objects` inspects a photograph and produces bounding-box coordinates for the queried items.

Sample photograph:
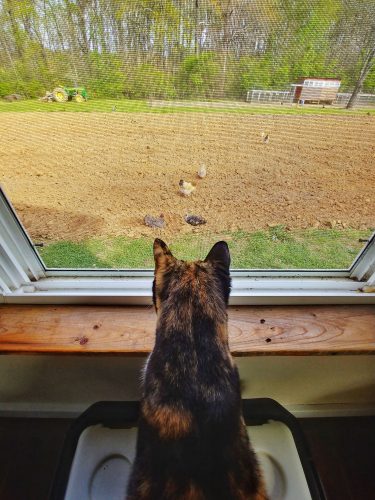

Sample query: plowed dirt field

[0,112,374,241]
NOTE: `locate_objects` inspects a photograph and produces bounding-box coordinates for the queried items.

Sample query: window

[0,0,374,304]
[1,186,374,304]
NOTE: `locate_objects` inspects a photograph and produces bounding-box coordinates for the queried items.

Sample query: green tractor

[52,86,88,103]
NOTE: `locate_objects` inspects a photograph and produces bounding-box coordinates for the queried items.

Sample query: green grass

[1,98,374,116]
[38,227,373,269]
[0,98,148,113]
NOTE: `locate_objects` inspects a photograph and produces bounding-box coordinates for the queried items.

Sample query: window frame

[1,186,374,305]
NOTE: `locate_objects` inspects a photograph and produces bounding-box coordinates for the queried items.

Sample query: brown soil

[0,112,374,241]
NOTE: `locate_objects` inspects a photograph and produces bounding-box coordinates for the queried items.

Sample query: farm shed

[292,77,341,104]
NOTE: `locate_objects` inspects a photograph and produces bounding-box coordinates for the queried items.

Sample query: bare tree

[194,0,199,55]
[345,1,375,109]
[4,0,24,58]
[346,41,375,109]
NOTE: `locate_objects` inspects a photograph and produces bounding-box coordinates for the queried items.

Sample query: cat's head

[152,239,231,315]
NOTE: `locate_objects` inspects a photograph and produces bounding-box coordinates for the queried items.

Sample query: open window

[0,0,374,304]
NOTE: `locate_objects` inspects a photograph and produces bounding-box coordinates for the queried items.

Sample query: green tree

[0,0,373,102]
[177,52,220,98]
[124,63,175,99]
[87,52,125,98]
[343,1,375,108]
[236,56,272,93]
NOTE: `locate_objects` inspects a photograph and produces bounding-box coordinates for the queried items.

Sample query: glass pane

[0,0,374,270]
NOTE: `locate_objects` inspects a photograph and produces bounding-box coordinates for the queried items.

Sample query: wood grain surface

[0,305,374,355]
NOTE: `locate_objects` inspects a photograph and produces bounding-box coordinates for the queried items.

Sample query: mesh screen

[0,0,374,269]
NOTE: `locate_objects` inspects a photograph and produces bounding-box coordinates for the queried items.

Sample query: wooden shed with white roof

[292,77,341,104]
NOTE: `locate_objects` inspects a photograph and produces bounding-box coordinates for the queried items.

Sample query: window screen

[0,0,374,269]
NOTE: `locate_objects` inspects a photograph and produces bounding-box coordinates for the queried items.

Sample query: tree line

[0,0,374,104]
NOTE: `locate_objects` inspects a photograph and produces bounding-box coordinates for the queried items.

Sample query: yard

[0,100,374,269]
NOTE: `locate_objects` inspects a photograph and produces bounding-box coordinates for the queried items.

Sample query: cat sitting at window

[127,239,267,500]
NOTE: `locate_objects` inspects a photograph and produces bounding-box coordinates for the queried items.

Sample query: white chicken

[179,179,196,196]
[197,164,207,178]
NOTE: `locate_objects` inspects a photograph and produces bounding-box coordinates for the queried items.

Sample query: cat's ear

[153,239,174,270]
[205,241,230,270]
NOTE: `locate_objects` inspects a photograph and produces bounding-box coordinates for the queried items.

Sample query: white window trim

[1,187,374,305]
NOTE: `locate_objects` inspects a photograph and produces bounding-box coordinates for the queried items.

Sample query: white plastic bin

[50,399,325,500]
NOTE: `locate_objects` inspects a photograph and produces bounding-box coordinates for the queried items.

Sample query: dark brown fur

[127,239,267,500]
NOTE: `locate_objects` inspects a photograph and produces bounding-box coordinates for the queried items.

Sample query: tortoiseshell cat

[127,239,267,500]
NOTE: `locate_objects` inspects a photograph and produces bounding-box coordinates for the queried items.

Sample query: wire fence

[246,89,375,107]
[246,90,294,104]
[335,93,375,107]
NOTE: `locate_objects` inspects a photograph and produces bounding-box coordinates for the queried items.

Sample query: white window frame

[1,187,374,305]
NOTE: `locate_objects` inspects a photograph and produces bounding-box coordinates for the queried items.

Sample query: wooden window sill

[0,305,374,356]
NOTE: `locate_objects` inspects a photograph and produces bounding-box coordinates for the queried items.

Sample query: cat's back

[127,240,267,499]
